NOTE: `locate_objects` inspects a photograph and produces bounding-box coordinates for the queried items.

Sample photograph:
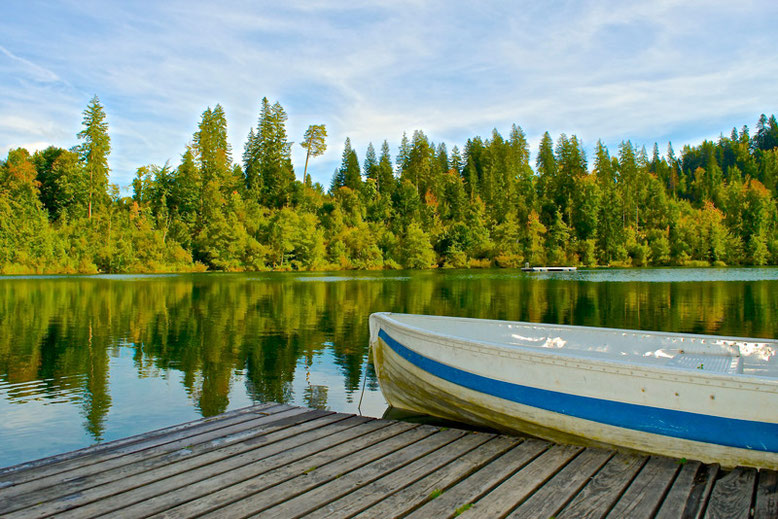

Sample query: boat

[369,312,778,469]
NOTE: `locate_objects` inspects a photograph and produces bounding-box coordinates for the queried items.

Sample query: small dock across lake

[521,266,577,272]
[0,403,775,518]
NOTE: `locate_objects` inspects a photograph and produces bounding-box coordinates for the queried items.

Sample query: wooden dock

[521,266,577,272]
[0,403,775,518]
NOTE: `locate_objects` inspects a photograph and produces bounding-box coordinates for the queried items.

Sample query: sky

[1,0,777,190]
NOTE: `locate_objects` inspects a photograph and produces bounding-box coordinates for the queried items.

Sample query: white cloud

[0,0,776,186]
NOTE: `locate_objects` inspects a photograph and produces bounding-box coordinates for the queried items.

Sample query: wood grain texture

[252,428,468,518]
[0,403,763,519]
[5,411,352,519]
[0,408,330,516]
[456,444,582,519]
[0,403,280,478]
[402,438,549,519]
[0,403,299,504]
[194,425,440,519]
[507,448,613,519]
[306,432,496,519]
[754,470,778,519]
[703,467,757,519]
[607,456,680,519]
[557,453,647,519]
[655,461,702,519]
[352,435,519,519]
[681,463,719,519]
[97,418,405,519]
[0,403,285,490]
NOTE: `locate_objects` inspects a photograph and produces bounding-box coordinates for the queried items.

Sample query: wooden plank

[455,443,582,518]
[507,448,613,519]
[703,467,757,519]
[305,432,495,519]
[0,403,294,495]
[253,429,469,518]
[754,470,778,519]
[135,421,420,519]
[403,438,549,519]
[607,456,680,519]
[194,425,443,519]
[556,453,646,519]
[0,406,321,513]
[655,461,703,519]
[681,464,719,519]
[352,435,520,519]
[4,411,357,519]
[32,415,391,519]
[0,402,280,477]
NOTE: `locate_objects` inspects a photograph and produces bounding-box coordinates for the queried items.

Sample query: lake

[1,267,777,468]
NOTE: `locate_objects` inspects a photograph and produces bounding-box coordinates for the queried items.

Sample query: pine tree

[535,131,557,224]
[377,141,395,196]
[337,138,362,191]
[246,98,295,208]
[194,104,234,191]
[301,124,327,185]
[396,132,411,174]
[77,95,111,219]
[363,142,378,184]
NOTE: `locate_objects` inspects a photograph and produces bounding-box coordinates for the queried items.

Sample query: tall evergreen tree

[77,95,111,219]
[377,141,395,196]
[300,124,327,185]
[363,142,378,184]
[336,137,361,191]
[246,98,295,208]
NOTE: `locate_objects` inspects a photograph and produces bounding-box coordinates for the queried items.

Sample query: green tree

[77,96,111,219]
[245,98,295,208]
[300,124,327,185]
[400,222,436,268]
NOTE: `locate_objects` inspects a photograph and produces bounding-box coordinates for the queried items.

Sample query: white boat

[369,312,778,469]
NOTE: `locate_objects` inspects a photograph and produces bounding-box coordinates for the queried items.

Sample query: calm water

[1,268,777,467]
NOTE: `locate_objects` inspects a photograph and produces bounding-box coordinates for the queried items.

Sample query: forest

[1,96,777,274]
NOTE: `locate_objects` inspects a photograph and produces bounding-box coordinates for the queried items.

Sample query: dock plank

[655,461,703,519]
[456,443,582,518]
[253,428,468,518]
[0,403,766,519]
[144,421,421,519]
[681,463,719,519]
[194,425,440,519]
[306,432,495,519]
[0,402,279,479]
[703,467,757,519]
[754,470,778,519]
[51,416,395,519]
[351,435,520,519]
[0,404,301,503]
[507,448,614,519]
[402,438,549,519]
[556,453,647,519]
[5,411,351,519]
[607,456,680,519]
[0,403,286,488]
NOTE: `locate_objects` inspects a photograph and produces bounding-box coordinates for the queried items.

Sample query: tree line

[1,96,777,273]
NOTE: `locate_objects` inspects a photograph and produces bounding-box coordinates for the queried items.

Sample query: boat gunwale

[371,312,778,391]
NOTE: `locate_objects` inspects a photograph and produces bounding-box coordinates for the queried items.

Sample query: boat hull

[370,314,778,470]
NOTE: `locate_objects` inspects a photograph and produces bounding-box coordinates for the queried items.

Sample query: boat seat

[666,353,743,374]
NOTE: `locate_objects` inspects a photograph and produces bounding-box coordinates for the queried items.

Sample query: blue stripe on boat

[379,328,778,452]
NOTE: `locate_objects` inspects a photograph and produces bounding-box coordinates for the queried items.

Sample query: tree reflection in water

[0,269,776,454]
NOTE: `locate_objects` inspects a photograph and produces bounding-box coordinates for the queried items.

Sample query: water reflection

[0,268,776,466]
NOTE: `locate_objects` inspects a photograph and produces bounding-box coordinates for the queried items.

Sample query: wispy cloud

[1,0,776,186]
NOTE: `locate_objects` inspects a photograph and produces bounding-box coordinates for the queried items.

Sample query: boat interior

[384,313,778,379]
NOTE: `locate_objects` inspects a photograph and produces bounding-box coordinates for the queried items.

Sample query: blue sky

[1,0,777,190]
